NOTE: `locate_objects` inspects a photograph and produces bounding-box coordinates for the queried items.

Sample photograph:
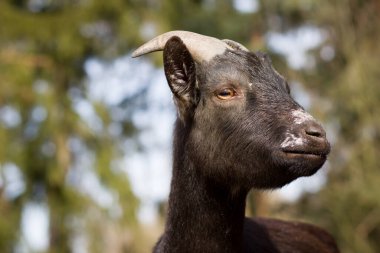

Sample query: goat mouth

[281,149,328,159]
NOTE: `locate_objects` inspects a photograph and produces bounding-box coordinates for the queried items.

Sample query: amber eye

[216,88,236,100]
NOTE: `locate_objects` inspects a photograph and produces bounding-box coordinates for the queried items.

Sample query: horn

[132,30,234,62]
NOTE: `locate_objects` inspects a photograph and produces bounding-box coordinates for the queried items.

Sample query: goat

[132,31,339,253]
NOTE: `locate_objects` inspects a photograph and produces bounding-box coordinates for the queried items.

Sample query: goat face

[164,37,330,190]
[134,33,331,190]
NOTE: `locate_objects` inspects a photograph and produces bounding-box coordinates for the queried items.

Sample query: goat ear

[163,36,197,121]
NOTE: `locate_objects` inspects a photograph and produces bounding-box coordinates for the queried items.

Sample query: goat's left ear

[163,36,198,121]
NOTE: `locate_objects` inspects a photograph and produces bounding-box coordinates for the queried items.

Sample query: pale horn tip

[131,48,144,58]
[131,46,163,58]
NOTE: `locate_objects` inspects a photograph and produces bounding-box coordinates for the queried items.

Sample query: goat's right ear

[163,36,197,121]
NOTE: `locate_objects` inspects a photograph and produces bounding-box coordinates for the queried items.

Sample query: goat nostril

[305,124,325,138]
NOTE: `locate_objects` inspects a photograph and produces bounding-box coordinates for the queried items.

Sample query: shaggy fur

[148,37,338,253]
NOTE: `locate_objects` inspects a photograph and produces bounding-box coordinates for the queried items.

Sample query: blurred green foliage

[0,0,143,252]
[0,0,379,252]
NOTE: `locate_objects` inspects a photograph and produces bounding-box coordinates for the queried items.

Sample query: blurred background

[0,0,379,252]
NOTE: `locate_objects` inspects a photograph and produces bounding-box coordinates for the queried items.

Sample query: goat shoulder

[243,217,340,253]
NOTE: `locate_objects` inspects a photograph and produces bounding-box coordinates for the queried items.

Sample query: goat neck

[154,120,248,253]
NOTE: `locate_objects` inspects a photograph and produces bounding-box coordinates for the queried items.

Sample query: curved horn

[132,30,234,62]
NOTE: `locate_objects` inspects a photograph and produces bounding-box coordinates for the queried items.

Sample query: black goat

[133,31,339,253]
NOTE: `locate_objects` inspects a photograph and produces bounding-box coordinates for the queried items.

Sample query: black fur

[152,37,338,253]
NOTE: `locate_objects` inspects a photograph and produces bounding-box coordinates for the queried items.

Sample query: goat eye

[216,88,236,100]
